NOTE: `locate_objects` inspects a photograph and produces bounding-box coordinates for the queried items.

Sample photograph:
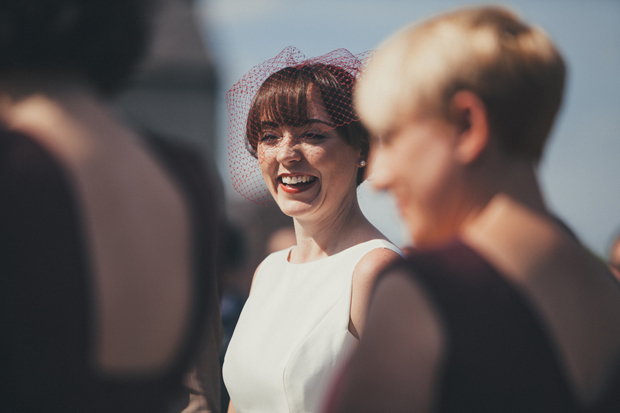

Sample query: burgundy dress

[394,241,620,412]
[0,129,221,412]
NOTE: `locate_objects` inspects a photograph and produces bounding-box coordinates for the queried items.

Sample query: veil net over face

[227,46,373,205]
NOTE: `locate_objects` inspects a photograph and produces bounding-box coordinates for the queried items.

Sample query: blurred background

[112,0,620,300]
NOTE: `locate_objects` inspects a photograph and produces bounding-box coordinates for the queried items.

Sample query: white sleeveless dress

[222,239,403,413]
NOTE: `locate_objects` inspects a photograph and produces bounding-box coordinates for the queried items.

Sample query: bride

[222,47,404,413]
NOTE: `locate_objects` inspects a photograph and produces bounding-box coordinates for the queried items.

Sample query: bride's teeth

[281,175,314,185]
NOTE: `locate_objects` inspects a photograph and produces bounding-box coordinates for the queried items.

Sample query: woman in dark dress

[327,6,620,413]
[0,1,221,411]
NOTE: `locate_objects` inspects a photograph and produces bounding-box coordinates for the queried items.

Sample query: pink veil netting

[226,46,373,205]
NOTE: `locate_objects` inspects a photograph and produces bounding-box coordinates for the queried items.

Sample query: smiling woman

[222,47,404,413]
[227,47,370,205]
[256,85,365,218]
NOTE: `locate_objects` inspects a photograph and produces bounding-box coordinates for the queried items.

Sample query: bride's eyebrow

[303,119,335,128]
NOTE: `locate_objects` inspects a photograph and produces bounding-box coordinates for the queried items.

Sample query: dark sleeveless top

[395,241,620,413]
[0,129,221,412]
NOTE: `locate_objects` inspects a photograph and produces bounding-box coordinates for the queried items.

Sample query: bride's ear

[448,91,490,165]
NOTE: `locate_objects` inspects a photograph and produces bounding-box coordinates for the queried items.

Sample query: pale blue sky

[197,0,620,256]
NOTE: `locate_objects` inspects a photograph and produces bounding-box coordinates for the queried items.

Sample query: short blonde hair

[356,6,566,161]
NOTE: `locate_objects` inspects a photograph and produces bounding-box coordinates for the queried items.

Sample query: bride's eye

[259,132,280,144]
[301,131,326,141]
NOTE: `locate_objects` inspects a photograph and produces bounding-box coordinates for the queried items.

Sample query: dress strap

[353,239,405,258]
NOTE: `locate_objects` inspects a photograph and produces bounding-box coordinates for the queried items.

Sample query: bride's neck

[290,198,375,263]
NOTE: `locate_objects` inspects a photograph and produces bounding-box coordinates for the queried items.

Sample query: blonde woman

[328,6,620,412]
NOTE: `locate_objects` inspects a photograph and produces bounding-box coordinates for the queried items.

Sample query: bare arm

[331,271,446,412]
[349,248,403,338]
[227,401,236,413]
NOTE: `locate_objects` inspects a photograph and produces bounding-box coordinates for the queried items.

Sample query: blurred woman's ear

[449,90,490,165]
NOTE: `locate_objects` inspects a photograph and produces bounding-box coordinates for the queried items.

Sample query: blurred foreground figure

[0,1,221,411]
[327,6,620,413]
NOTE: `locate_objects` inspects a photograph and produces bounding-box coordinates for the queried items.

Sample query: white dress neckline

[223,239,403,412]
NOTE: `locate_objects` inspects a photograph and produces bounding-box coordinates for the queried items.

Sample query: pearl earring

[359,160,367,167]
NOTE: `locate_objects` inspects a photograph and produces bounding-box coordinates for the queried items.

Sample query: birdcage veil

[226,46,373,205]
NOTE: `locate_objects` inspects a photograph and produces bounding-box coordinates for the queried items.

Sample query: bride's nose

[275,135,302,164]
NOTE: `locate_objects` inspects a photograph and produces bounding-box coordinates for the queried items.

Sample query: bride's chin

[276,199,317,219]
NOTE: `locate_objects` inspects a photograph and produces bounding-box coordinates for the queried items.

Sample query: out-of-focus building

[114,0,218,164]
